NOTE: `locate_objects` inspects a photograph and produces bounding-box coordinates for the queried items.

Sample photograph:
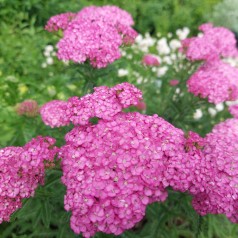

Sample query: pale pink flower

[169,79,179,86]
[142,54,160,66]
[16,99,39,117]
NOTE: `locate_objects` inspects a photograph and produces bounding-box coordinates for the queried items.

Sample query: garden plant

[1,2,238,238]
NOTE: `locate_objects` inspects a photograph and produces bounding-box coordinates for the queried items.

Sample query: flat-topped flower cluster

[45,6,138,68]
[0,137,57,223]
[38,83,238,237]
[182,23,238,103]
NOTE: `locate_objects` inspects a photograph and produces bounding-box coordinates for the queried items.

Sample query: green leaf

[41,199,51,229]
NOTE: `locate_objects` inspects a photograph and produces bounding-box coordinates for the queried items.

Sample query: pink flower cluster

[182,23,238,61]
[187,60,238,103]
[40,100,70,128]
[10,80,238,237]
[44,12,76,32]
[9,82,238,236]
[48,82,206,237]
[60,112,189,237]
[45,6,137,68]
[182,23,238,104]
[229,105,238,118]
[40,83,142,127]
[142,54,160,66]
[16,99,39,117]
[192,118,238,222]
[0,136,57,223]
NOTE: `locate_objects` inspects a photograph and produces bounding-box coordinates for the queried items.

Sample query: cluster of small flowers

[0,136,57,223]
[229,104,238,118]
[182,23,238,61]
[16,99,39,117]
[59,111,195,237]
[166,131,206,194]
[45,12,76,32]
[187,60,238,104]
[45,6,137,68]
[40,83,142,127]
[40,100,70,128]
[192,118,238,222]
[183,23,238,104]
[41,45,56,68]
[39,82,238,236]
[142,54,160,66]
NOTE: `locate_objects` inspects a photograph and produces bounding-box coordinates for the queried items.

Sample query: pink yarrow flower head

[135,100,146,111]
[142,54,160,66]
[59,112,188,237]
[187,59,238,103]
[16,99,39,117]
[45,12,76,32]
[40,83,142,128]
[229,105,238,118]
[166,131,206,193]
[66,82,143,126]
[169,79,179,86]
[181,23,238,61]
[45,6,137,68]
[40,100,70,128]
[0,136,58,223]
[192,119,238,223]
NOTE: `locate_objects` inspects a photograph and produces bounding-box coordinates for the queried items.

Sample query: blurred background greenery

[1,0,238,237]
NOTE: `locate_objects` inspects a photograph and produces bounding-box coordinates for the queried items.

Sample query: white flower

[43,51,51,57]
[175,88,181,94]
[157,38,170,55]
[157,66,168,77]
[208,107,217,117]
[193,109,203,119]
[215,103,224,112]
[157,32,161,37]
[118,69,129,77]
[176,27,190,40]
[170,54,177,60]
[167,32,172,38]
[135,34,156,53]
[47,86,56,96]
[137,77,143,84]
[46,57,54,65]
[41,62,47,68]
[169,39,181,50]
[45,45,54,52]
[182,27,190,38]
[198,33,204,38]
[163,56,172,65]
[155,79,162,88]
[120,50,126,56]
[62,60,69,66]
[226,100,238,106]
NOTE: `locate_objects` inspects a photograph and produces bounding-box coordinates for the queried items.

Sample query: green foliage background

[1,0,238,237]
